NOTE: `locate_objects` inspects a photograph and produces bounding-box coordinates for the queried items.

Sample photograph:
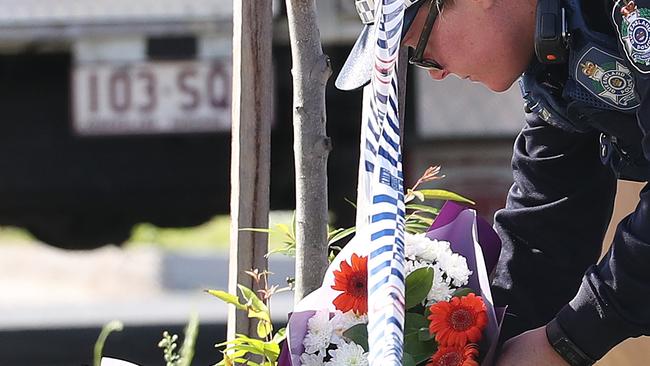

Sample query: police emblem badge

[575,47,640,110]
[614,0,650,73]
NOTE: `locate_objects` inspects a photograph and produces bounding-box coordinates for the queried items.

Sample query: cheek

[429,23,464,64]
[432,20,484,70]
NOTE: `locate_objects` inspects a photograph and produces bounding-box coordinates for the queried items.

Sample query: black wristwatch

[546,318,595,366]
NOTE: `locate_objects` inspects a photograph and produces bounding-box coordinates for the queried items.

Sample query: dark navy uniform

[492,0,650,361]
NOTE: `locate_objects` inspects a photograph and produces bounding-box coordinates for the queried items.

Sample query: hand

[496,325,569,366]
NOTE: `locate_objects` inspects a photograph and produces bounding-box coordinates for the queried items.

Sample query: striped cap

[355,0,422,24]
[336,0,427,90]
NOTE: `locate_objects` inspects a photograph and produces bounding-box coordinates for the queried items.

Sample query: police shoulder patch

[613,0,650,73]
[575,46,640,110]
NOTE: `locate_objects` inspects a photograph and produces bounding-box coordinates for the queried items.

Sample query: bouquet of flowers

[279,201,505,366]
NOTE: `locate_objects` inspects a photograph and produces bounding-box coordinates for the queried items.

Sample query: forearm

[556,184,650,360]
[492,114,617,341]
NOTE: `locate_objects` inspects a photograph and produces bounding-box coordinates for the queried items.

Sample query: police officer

[336,0,650,365]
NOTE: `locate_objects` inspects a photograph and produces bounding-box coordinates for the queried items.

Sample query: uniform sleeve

[553,5,650,358]
[491,111,617,342]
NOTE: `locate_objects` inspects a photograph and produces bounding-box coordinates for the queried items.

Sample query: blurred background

[0,0,644,365]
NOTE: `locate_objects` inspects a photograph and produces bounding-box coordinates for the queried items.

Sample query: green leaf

[225,344,265,356]
[215,338,246,349]
[275,223,294,241]
[248,310,272,323]
[405,222,431,234]
[404,313,436,364]
[407,214,434,226]
[344,197,357,209]
[206,290,247,310]
[265,246,295,258]
[256,319,273,339]
[418,327,435,342]
[262,341,281,361]
[217,334,268,356]
[216,349,247,366]
[406,204,440,216]
[271,328,287,344]
[342,324,369,352]
[237,285,271,322]
[404,313,429,336]
[328,226,356,246]
[179,313,199,366]
[416,189,475,205]
[402,352,416,366]
[93,320,123,366]
[405,340,436,365]
[239,227,273,234]
[405,267,434,309]
[452,288,475,298]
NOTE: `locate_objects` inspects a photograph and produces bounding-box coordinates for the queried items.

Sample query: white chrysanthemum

[438,251,472,287]
[426,265,454,303]
[300,352,325,366]
[325,342,368,366]
[303,309,333,355]
[330,311,368,345]
[404,232,427,259]
[419,239,453,263]
[404,258,432,277]
[404,233,455,265]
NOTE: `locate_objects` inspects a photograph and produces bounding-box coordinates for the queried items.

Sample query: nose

[427,69,448,80]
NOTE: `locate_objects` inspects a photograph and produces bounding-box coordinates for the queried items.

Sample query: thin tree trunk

[285,0,332,302]
[228,0,272,340]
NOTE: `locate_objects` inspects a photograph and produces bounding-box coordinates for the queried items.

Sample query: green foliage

[179,313,200,366]
[342,324,369,352]
[216,332,285,366]
[328,226,356,262]
[203,166,473,366]
[405,204,440,216]
[157,314,199,366]
[405,267,434,309]
[0,226,36,245]
[328,226,356,247]
[158,331,181,366]
[128,216,231,251]
[415,189,475,205]
[254,215,355,261]
[93,320,123,366]
[452,287,475,298]
[125,211,296,253]
[404,313,436,364]
[418,327,435,342]
[205,290,247,310]
[248,218,296,258]
[208,270,289,366]
[402,352,417,366]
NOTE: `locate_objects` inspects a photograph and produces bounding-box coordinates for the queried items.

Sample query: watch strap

[546,318,596,366]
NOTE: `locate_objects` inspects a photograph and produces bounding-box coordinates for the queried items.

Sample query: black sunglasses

[408,0,443,71]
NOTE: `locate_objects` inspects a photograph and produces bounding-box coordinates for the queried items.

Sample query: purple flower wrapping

[279,201,506,366]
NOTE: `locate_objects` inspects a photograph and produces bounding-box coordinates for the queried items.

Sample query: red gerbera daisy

[427,344,479,366]
[331,253,368,315]
[428,293,487,347]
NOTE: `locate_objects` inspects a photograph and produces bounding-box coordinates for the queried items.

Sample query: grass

[0,211,296,254]
[124,211,295,253]
[0,226,37,244]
